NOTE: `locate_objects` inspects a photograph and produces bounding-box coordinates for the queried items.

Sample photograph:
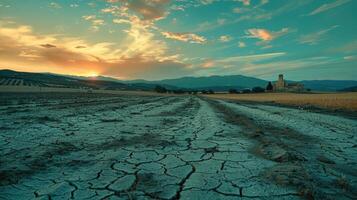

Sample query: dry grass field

[203,92,357,112]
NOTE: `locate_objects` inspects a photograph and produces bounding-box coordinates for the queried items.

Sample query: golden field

[203,92,357,112]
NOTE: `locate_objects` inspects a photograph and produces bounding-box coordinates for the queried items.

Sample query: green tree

[266,82,273,91]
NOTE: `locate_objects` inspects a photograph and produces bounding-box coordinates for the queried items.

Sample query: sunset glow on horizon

[0,0,356,81]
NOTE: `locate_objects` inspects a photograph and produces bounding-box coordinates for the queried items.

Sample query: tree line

[154,81,275,94]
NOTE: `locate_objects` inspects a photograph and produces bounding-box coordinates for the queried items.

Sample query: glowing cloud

[161,32,207,44]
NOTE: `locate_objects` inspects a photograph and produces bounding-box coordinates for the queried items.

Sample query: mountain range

[1,69,357,92]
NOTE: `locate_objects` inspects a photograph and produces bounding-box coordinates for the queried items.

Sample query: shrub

[201,90,208,94]
[154,85,167,93]
[266,82,273,91]
[228,89,238,94]
[242,89,251,93]
[252,87,265,93]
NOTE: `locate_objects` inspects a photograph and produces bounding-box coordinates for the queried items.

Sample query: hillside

[128,75,268,89]
[0,70,133,90]
[340,86,357,92]
[302,80,357,91]
[2,69,357,92]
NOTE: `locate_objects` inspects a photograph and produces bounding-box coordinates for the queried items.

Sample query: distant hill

[128,75,268,90]
[59,74,269,91]
[2,69,357,92]
[0,69,138,90]
[339,86,357,92]
[301,80,357,91]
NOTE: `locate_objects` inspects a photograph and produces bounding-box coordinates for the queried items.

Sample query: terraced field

[0,93,356,199]
[0,79,43,87]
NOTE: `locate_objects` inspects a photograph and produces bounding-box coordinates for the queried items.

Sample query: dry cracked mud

[0,93,356,200]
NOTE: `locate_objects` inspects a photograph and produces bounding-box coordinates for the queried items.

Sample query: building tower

[276,74,285,90]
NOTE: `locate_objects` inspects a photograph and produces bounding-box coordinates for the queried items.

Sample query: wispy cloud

[299,25,338,45]
[70,4,79,8]
[196,53,341,79]
[195,1,309,33]
[107,0,171,21]
[161,32,206,44]
[198,52,286,69]
[49,2,61,9]
[237,0,251,6]
[308,0,351,16]
[219,35,232,42]
[82,15,105,32]
[245,28,290,41]
[218,52,286,63]
[238,41,246,48]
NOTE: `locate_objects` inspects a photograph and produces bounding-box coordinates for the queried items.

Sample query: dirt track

[0,93,356,199]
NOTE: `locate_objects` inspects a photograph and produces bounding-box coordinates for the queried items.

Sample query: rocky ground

[0,93,356,200]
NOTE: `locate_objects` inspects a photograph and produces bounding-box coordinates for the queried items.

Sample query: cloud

[199,0,218,5]
[299,25,338,45]
[308,0,351,16]
[49,2,61,9]
[197,1,309,33]
[92,19,105,26]
[105,0,171,21]
[343,55,357,61]
[246,29,272,41]
[237,0,251,6]
[161,32,206,44]
[219,35,232,42]
[233,7,250,14]
[82,16,105,26]
[128,0,170,21]
[217,52,286,63]
[198,52,285,68]
[196,53,340,79]
[41,44,56,48]
[0,21,184,79]
[82,15,96,21]
[201,59,215,68]
[245,28,290,41]
[238,41,246,48]
[113,18,131,24]
[193,18,228,33]
[70,4,79,8]
[82,15,105,31]
[329,40,357,53]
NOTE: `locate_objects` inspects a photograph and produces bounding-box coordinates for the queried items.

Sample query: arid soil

[0,93,356,200]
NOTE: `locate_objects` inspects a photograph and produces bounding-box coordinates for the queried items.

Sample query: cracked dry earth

[0,93,356,200]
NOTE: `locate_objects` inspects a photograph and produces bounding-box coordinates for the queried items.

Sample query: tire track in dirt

[205,98,357,200]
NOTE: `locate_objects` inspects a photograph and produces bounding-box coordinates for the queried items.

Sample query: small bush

[154,85,167,93]
[242,89,251,93]
[228,89,238,94]
[252,87,265,93]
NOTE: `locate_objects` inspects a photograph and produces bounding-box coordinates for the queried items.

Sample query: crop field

[0,92,356,199]
[203,92,357,112]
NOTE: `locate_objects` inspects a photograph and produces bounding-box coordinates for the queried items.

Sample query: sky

[0,0,356,81]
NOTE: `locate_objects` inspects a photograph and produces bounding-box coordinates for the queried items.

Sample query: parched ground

[0,93,356,200]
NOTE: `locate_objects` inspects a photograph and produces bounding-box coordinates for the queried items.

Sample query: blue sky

[0,0,356,80]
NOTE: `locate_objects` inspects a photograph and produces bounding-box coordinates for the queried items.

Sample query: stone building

[273,74,304,92]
